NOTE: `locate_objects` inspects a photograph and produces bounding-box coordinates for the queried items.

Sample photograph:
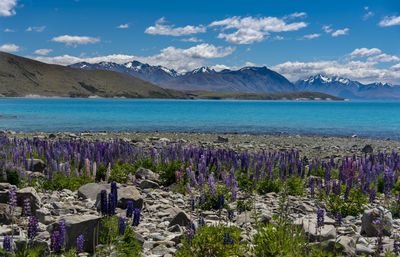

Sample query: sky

[1,0,400,84]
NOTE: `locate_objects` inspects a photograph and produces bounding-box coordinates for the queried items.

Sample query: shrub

[95,162,107,182]
[256,178,282,195]
[286,176,305,196]
[109,161,133,184]
[0,169,21,186]
[42,173,93,191]
[324,186,367,217]
[236,198,252,213]
[175,224,247,257]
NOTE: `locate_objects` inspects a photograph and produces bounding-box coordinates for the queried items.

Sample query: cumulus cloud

[181,37,203,42]
[331,28,349,37]
[34,49,53,55]
[145,17,206,36]
[31,43,235,73]
[117,24,129,29]
[391,63,400,71]
[271,59,400,84]
[209,16,307,44]
[350,48,382,58]
[51,35,100,46]
[4,28,14,32]
[367,53,400,63]
[26,26,46,32]
[0,0,18,17]
[0,43,20,52]
[301,33,320,40]
[379,16,400,27]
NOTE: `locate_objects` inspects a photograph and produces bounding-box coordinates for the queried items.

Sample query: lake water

[0,98,399,139]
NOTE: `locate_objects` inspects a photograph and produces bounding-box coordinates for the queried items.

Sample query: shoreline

[4,131,400,159]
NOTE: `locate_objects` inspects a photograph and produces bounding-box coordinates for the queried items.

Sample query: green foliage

[256,177,282,195]
[388,197,400,219]
[42,173,93,191]
[286,176,305,196]
[158,160,185,187]
[378,176,384,194]
[99,216,142,256]
[109,161,133,184]
[237,172,254,192]
[199,185,231,211]
[0,169,21,186]
[324,186,367,217]
[13,244,47,257]
[236,198,252,212]
[175,224,247,257]
[95,162,107,182]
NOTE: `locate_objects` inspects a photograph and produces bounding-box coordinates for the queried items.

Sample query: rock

[117,186,143,209]
[216,136,228,143]
[78,183,109,201]
[48,133,56,139]
[51,214,102,252]
[361,207,392,236]
[139,180,159,189]
[135,168,159,182]
[0,203,12,224]
[321,236,356,256]
[362,144,373,154]
[0,183,11,190]
[294,215,336,242]
[169,211,190,227]
[168,224,182,233]
[0,187,41,215]
[152,244,173,255]
[27,159,46,173]
[36,209,52,225]
[356,244,375,255]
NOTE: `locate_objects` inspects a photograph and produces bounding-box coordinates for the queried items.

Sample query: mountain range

[69,61,400,100]
[0,52,341,100]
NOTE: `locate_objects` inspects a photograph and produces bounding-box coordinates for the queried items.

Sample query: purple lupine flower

[208,173,216,196]
[76,234,84,253]
[223,232,234,245]
[217,194,224,210]
[59,219,66,246]
[132,208,141,226]
[332,179,340,195]
[108,192,115,216]
[189,196,195,211]
[369,188,376,203]
[317,208,325,228]
[50,231,62,253]
[335,212,342,227]
[198,217,205,227]
[3,235,11,252]
[228,210,234,221]
[309,181,315,198]
[231,180,238,202]
[22,198,31,217]
[344,183,351,201]
[111,182,118,208]
[325,182,331,196]
[372,219,381,226]
[186,183,191,195]
[384,168,394,197]
[118,217,126,235]
[28,216,38,239]
[100,190,107,216]
[126,201,134,218]
[8,186,17,214]
[186,223,195,240]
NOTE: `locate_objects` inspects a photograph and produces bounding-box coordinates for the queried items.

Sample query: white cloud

[363,11,374,20]
[322,25,333,33]
[284,12,307,20]
[350,48,382,58]
[210,64,231,71]
[391,63,400,71]
[51,35,100,46]
[209,16,307,44]
[331,28,349,37]
[26,26,46,32]
[117,24,129,29]
[271,59,400,84]
[379,16,400,27]
[31,43,235,73]
[0,43,20,52]
[181,37,203,42]
[145,17,206,36]
[367,53,400,63]
[4,28,14,32]
[301,33,320,40]
[34,49,53,55]
[0,0,18,17]
[273,35,284,40]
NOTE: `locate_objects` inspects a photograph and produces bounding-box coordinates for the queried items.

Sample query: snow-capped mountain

[296,74,400,99]
[69,62,296,94]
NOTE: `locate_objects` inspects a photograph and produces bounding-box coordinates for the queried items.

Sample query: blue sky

[1,0,400,84]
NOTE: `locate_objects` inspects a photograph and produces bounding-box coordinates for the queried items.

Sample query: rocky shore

[0,131,400,256]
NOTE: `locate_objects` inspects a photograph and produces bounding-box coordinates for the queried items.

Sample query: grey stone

[139,180,159,189]
[152,244,172,255]
[118,186,143,209]
[78,183,109,201]
[361,207,392,236]
[0,203,12,224]
[0,187,41,215]
[321,236,356,256]
[27,159,46,173]
[356,244,375,255]
[167,224,182,233]
[169,211,190,227]
[294,215,336,242]
[362,144,373,153]
[135,168,159,182]
[0,183,11,190]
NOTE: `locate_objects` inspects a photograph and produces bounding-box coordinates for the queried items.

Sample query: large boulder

[117,186,143,209]
[27,159,46,173]
[321,236,356,256]
[294,214,336,242]
[78,183,109,201]
[0,187,41,215]
[361,207,392,236]
[49,215,102,252]
[135,168,159,182]
[0,203,12,224]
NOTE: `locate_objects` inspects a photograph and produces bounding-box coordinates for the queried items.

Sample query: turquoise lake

[0,98,399,139]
